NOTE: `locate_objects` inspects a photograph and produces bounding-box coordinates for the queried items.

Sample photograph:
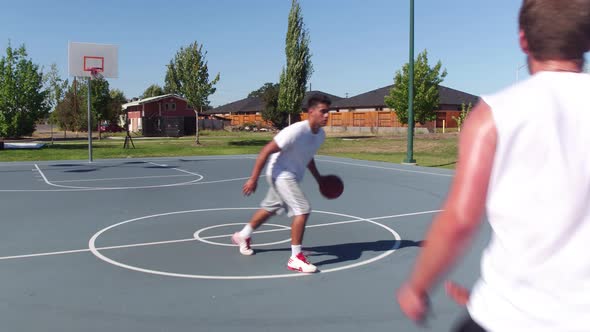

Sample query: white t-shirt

[468,71,590,332]
[266,120,325,182]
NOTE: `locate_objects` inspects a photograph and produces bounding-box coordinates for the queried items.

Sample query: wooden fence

[223,111,450,128]
[227,114,271,127]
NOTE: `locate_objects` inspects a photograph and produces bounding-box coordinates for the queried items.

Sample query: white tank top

[468,71,590,332]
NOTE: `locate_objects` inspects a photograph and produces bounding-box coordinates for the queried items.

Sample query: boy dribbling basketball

[232,94,332,273]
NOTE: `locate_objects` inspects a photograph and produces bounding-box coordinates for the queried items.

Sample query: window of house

[164,103,177,111]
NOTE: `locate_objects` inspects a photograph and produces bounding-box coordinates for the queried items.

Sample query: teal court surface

[0,155,489,331]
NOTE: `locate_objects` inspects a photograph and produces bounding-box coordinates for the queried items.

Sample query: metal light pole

[516,63,527,81]
[87,76,93,163]
[404,0,416,164]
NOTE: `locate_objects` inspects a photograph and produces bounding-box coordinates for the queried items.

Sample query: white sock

[291,245,302,257]
[239,224,253,239]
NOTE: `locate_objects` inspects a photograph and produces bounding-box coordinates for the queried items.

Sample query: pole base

[402,160,417,166]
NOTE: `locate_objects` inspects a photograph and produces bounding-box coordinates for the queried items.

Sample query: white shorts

[261,176,311,217]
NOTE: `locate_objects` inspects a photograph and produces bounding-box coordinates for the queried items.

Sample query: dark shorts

[453,316,487,332]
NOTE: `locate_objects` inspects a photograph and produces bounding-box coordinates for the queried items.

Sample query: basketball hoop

[89,67,104,80]
[68,42,118,163]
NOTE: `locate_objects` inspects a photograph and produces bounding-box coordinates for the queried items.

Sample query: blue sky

[1,0,527,107]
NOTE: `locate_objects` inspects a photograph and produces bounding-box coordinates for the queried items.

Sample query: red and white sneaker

[231,232,254,256]
[287,253,317,273]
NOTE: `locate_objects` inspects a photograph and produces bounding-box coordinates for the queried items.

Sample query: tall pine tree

[277,0,313,127]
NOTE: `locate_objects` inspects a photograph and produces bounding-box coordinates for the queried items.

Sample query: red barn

[122,94,197,137]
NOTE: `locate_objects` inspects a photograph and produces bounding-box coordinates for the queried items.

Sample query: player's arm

[397,101,497,322]
[242,140,281,195]
[307,158,322,183]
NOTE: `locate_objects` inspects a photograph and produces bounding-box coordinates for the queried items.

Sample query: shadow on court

[256,239,423,267]
[64,168,98,173]
[51,163,86,167]
[48,161,183,173]
[144,165,176,169]
[228,139,271,146]
[426,161,457,168]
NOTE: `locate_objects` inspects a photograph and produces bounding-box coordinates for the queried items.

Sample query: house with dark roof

[331,85,479,129]
[205,96,265,115]
[207,85,477,131]
[206,90,343,127]
[206,90,343,116]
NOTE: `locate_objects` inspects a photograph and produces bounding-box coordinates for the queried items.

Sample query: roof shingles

[331,85,479,109]
[207,85,478,114]
[208,90,343,114]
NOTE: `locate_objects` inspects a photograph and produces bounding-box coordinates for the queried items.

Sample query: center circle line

[88,208,402,280]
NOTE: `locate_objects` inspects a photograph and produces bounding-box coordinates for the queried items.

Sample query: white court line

[0,209,440,261]
[89,209,402,280]
[315,158,454,177]
[0,238,199,261]
[0,155,257,168]
[148,162,202,177]
[52,174,194,183]
[202,209,442,240]
[195,176,253,185]
[31,164,204,190]
[0,175,253,192]
[0,248,90,260]
[34,164,52,185]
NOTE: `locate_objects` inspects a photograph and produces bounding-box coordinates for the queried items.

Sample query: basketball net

[89,67,104,80]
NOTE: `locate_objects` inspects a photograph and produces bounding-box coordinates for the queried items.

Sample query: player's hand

[397,283,429,323]
[445,281,470,306]
[242,178,258,196]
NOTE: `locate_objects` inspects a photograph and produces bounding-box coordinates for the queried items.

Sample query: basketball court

[0,155,490,331]
[0,33,492,332]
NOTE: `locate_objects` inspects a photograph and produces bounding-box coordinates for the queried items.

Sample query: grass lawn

[0,131,458,169]
[319,134,457,168]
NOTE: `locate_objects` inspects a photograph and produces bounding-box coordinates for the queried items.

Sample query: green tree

[43,63,68,142]
[90,78,111,124]
[78,77,110,139]
[248,82,278,98]
[0,43,50,137]
[385,49,447,125]
[109,89,127,125]
[164,60,181,94]
[452,102,473,132]
[44,63,68,112]
[248,83,284,127]
[53,77,111,138]
[54,79,85,136]
[165,41,219,143]
[141,84,164,98]
[258,83,284,128]
[277,0,313,126]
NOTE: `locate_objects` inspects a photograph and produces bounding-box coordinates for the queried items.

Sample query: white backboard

[68,42,118,78]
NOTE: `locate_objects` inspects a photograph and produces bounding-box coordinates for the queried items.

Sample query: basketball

[319,175,344,199]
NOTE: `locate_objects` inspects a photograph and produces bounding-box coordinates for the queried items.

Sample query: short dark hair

[519,0,590,60]
[307,94,332,110]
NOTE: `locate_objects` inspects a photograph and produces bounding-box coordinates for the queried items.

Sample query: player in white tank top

[397,1,590,331]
